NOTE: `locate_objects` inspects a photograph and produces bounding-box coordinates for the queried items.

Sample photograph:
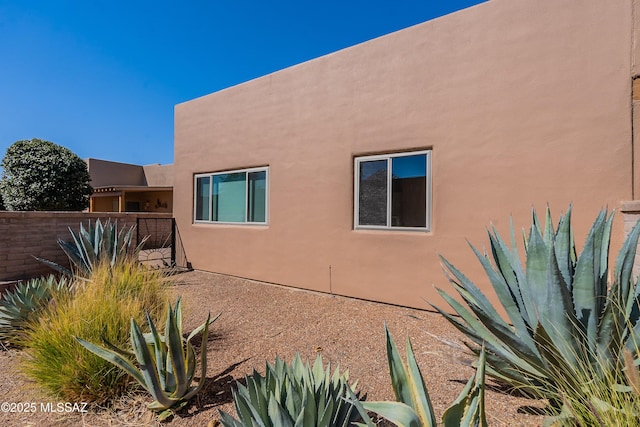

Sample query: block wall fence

[0,211,172,285]
[2,207,640,300]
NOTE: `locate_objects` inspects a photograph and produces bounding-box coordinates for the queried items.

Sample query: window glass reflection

[391,154,426,227]
[359,160,388,226]
[213,172,246,222]
[195,176,210,221]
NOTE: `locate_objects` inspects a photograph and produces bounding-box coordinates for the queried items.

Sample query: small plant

[0,275,70,347]
[23,261,167,403]
[353,326,487,427]
[540,350,640,426]
[37,218,147,277]
[77,298,217,421]
[543,343,640,426]
[432,206,640,414]
[219,353,364,427]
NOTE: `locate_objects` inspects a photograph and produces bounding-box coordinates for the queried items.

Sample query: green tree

[0,139,93,211]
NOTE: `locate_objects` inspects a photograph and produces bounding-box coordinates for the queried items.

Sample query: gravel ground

[0,270,545,426]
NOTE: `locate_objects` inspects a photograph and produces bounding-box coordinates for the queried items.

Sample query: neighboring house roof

[92,186,173,194]
[86,158,173,191]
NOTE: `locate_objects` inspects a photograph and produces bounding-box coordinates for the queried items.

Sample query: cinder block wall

[0,211,172,282]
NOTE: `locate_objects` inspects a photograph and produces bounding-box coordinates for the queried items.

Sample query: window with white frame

[354,150,431,230]
[194,167,268,224]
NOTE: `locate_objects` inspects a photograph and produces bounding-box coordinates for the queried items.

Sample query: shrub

[219,354,364,427]
[22,261,167,403]
[431,206,640,414]
[0,138,92,211]
[77,298,217,421]
[0,275,71,348]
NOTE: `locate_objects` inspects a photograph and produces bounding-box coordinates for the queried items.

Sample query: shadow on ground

[175,358,250,420]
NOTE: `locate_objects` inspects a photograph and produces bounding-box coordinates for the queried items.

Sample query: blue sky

[0,0,485,167]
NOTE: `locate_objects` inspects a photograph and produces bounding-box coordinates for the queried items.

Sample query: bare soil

[0,270,545,426]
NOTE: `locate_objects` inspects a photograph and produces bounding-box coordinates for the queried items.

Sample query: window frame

[193,166,269,225]
[354,150,432,232]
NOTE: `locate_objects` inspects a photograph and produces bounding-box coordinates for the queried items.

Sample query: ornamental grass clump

[539,319,640,426]
[432,205,640,416]
[540,348,640,426]
[22,261,167,403]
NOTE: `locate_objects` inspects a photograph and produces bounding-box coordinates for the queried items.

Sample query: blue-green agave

[38,218,147,277]
[432,206,640,408]
[76,298,217,420]
[219,353,364,427]
[0,275,70,347]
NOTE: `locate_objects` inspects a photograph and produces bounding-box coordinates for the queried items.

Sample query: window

[194,167,268,224]
[354,151,431,231]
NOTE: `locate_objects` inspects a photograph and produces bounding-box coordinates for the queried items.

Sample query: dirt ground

[0,270,545,426]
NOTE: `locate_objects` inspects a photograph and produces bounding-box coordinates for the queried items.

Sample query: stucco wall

[86,158,146,187]
[92,196,118,212]
[174,0,634,309]
[125,191,173,213]
[87,159,174,188]
[0,211,172,281]
[143,164,174,187]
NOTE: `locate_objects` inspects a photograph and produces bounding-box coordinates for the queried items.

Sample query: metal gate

[136,218,190,270]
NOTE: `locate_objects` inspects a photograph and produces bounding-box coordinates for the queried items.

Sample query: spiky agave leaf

[433,205,640,413]
[37,218,147,277]
[442,345,488,427]
[76,298,217,415]
[0,275,70,346]
[219,353,363,427]
[355,328,488,427]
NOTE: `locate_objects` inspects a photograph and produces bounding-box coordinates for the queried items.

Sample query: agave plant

[0,275,70,347]
[76,298,217,420]
[37,218,147,277]
[431,206,640,410]
[353,326,487,427]
[219,353,364,427]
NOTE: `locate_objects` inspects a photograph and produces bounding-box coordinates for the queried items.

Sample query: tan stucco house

[87,158,173,213]
[174,0,640,309]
